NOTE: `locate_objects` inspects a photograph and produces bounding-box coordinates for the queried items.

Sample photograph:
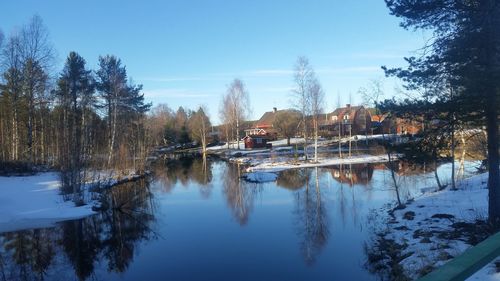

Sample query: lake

[0,157,480,281]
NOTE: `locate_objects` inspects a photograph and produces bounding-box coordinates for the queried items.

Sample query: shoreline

[366,172,496,280]
[0,170,150,233]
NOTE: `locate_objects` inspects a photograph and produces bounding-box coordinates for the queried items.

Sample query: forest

[0,15,213,204]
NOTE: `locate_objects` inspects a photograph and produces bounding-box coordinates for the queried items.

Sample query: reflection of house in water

[373,160,432,176]
[394,160,432,176]
[326,164,374,186]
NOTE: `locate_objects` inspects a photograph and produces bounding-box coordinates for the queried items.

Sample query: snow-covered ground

[0,173,95,233]
[0,170,147,233]
[246,154,390,173]
[373,171,500,280]
[467,259,500,280]
[242,172,278,183]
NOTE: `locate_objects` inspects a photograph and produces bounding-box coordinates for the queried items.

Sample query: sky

[0,0,429,124]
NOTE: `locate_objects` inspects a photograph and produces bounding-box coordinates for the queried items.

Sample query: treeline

[147,104,212,151]
[0,16,150,203]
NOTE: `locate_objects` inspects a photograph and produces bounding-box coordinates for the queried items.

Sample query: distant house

[371,114,422,135]
[319,104,372,136]
[244,107,285,140]
[243,135,272,149]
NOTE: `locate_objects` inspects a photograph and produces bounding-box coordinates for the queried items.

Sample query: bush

[0,161,36,176]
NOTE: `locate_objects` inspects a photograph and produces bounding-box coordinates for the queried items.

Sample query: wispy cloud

[139,76,222,82]
[139,68,295,83]
[139,65,382,84]
[254,86,294,93]
[316,66,382,75]
[246,69,294,76]
[143,88,214,99]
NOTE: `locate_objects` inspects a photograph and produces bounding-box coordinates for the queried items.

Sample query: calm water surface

[0,157,479,281]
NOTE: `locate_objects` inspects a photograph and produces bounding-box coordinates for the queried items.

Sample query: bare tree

[219,94,232,149]
[359,78,384,113]
[221,79,250,150]
[309,78,324,162]
[336,92,342,158]
[0,33,23,161]
[273,110,301,146]
[20,15,54,164]
[292,56,314,160]
[188,106,211,154]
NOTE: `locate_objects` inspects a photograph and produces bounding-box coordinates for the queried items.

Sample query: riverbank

[0,170,148,233]
[367,171,498,280]
[245,154,390,173]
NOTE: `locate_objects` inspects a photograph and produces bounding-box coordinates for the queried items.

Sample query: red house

[243,135,272,149]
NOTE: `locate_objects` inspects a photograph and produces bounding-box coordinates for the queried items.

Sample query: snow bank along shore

[0,170,146,233]
[368,171,500,280]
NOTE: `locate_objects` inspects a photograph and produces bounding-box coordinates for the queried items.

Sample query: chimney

[346,104,351,109]
[273,107,277,113]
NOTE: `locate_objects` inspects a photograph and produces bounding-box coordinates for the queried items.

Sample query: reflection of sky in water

[0,159,480,281]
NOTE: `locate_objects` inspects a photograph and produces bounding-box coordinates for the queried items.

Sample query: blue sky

[0,0,427,123]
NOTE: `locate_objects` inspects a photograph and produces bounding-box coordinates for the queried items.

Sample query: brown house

[245,107,291,140]
[319,104,372,136]
[371,114,422,135]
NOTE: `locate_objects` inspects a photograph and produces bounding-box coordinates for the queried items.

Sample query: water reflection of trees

[276,169,311,190]
[293,167,329,265]
[222,163,261,225]
[0,179,156,281]
[1,228,55,281]
[152,156,213,197]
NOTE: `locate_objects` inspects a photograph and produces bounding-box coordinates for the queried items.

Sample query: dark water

[0,158,479,281]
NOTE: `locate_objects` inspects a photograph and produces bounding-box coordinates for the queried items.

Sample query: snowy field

[374,171,500,280]
[246,154,390,173]
[0,173,95,233]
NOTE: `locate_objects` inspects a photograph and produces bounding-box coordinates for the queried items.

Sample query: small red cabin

[243,135,272,149]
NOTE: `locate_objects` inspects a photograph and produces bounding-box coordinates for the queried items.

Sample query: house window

[256,138,262,144]
[343,115,349,120]
[332,116,338,121]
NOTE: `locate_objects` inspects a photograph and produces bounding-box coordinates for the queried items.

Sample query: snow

[466,259,500,281]
[246,154,390,172]
[0,169,147,233]
[377,172,494,279]
[0,173,96,233]
[243,172,278,183]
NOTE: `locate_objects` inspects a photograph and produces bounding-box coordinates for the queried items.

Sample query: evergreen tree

[55,51,95,203]
[384,0,500,223]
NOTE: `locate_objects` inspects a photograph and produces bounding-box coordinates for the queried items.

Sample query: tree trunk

[314,119,318,162]
[28,97,34,164]
[303,117,308,161]
[108,100,117,167]
[236,117,240,150]
[338,119,342,158]
[451,112,456,190]
[486,93,500,225]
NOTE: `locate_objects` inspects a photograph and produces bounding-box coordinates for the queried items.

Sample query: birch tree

[222,79,250,150]
[309,78,324,162]
[96,55,127,168]
[19,15,54,164]
[292,56,314,161]
[188,106,211,153]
